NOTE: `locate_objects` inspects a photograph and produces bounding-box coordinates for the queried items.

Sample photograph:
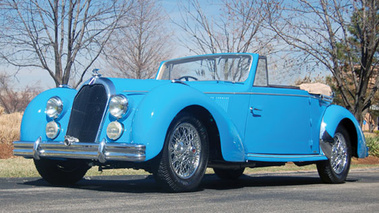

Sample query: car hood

[85,77,248,95]
[101,78,170,94]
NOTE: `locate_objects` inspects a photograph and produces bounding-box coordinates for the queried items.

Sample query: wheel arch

[320,105,368,158]
[178,105,223,162]
[339,118,358,157]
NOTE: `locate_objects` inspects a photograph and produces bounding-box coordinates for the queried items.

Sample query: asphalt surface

[1,168,379,213]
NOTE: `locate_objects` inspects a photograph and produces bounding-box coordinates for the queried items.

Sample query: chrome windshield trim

[156,53,254,81]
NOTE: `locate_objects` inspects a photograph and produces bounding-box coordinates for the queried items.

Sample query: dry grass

[0,108,22,159]
[0,157,150,178]
[0,157,40,177]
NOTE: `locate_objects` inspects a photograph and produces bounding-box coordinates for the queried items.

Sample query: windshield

[157,55,252,82]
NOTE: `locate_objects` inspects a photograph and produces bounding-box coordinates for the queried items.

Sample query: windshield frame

[156,53,254,83]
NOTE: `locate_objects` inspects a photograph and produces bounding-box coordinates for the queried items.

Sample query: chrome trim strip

[247,154,326,159]
[13,139,146,163]
[246,153,328,162]
[204,92,311,98]
[122,90,149,93]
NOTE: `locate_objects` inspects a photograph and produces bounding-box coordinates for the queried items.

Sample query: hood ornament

[92,68,101,77]
[89,69,101,85]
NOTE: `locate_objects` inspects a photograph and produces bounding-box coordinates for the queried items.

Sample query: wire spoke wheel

[154,112,208,192]
[330,132,348,175]
[317,126,351,183]
[168,123,201,179]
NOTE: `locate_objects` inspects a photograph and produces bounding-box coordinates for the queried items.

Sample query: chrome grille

[66,84,107,142]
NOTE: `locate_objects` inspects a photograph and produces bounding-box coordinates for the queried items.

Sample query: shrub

[366,136,379,157]
[0,109,22,159]
[0,74,40,114]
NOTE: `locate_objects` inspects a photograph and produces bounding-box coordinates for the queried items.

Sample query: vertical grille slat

[66,84,108,142]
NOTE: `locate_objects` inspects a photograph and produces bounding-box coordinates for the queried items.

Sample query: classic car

[14,53,368,192]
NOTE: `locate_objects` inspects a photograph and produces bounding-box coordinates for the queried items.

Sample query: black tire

[214,167,245,180]
[34,159,90,185]
[317,126,351,183]
[154,113,209,192]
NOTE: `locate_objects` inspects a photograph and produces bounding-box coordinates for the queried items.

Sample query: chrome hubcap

[168,123,201,179]
[331,132,348,175]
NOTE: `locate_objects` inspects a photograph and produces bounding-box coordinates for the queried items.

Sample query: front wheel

[34,159,90,185]
[317,126,351,183]
[154,113,209,192]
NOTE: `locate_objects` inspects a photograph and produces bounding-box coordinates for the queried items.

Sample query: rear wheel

[34,159,90,185]
[317,126,351,183]
[154,113,209,192]
[214,167,245,180]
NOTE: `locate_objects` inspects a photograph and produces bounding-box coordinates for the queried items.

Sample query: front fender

[320,105,368,158]
[131,82,245,161]
[20,87,77,142]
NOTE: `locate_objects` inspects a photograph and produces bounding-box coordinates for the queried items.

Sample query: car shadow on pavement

[22,175,162,193]
[202,172,359,190]
[19,171,357,193]
[201,174,323,190]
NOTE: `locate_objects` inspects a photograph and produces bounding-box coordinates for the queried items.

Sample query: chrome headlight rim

[46,121,60,139]
[109,94,128,119]
[106,121,124,141]
[46,96,63,119]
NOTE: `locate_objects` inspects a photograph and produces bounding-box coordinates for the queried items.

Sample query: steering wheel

[177,76,198,81]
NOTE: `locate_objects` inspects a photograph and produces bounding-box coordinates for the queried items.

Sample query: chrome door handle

[250,107,262,113]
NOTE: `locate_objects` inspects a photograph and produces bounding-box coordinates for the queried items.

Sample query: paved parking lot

[1,168,379,212]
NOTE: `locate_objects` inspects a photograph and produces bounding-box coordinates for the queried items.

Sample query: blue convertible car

[14,53,368,192]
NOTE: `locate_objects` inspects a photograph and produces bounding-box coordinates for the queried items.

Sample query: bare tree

[0,0,133,88]
[269,0,379,124]
[104,0,173,79]
[176,0,281,55]
[0,74,41,114]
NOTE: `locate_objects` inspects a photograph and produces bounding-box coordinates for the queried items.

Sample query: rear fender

[320,105,368,158]
[131,83,245,161]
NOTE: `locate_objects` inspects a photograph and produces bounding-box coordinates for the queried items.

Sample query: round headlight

[46,96,63,119]
[46,121,60,139]
[106,121,124,140]
[109,95,128,119]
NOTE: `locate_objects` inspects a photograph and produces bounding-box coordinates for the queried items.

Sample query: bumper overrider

[13,137,146,163]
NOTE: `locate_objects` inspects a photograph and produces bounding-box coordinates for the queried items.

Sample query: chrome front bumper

[13,138,146,163]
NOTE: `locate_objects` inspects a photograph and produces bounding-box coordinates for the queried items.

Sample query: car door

[244,58,314,155]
